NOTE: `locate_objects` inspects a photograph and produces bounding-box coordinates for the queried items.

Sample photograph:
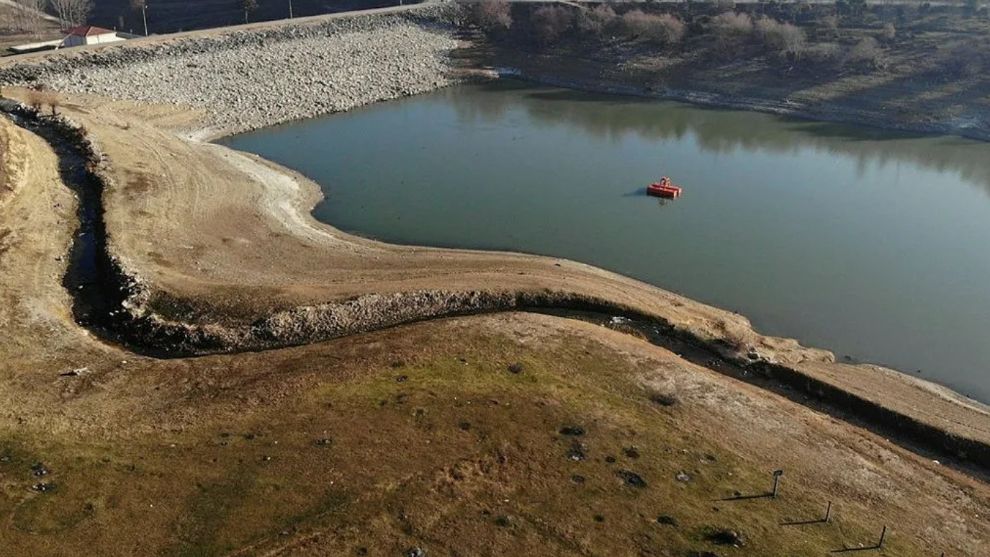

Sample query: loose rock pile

[0,7,462,136]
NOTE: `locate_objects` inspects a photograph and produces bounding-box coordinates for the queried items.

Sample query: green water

[222,80,990,402]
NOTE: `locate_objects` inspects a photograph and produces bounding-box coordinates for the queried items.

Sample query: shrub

[531,5,575,45]
[469,0,512,35]
[803,42,843,66]
[845,37,885,70]
[620,10,686,45]
[754,17,806,57]
[710,11,753,48]
[879,22,896,42]
[575,4,616,36]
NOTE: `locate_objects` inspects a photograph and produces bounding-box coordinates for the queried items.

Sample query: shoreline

[1,5,989,471]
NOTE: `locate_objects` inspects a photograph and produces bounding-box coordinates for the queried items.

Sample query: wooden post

[877,525,887,548]
[823,501,832,523]
[771,469,783,499]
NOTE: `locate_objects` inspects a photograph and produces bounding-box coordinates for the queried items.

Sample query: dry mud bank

[1,3,989,475]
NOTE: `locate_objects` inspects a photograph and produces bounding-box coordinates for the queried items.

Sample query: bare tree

[531,5,573,45]
[13,0,48,36]
[49,0,93,28]
[468,0,512,35]
[131,0,148,36]
[620,11,685,45]
[575,4,615,37]
[754,16,805,58]
[240,0,258,24]
[710,11,753,50]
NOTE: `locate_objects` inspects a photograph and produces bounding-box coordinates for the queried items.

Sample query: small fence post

[877,525,887,548]
[823,501,832,523]
[771,469,784,499]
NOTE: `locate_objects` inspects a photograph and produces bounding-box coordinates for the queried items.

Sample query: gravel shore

[0,6,462,137]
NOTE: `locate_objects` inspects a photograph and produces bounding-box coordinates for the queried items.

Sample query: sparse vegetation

[467,0,512,36]
[620,10,686,46]
[49,0,93,27]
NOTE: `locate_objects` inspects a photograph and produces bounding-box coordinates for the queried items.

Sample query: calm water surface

[223,80,990,402]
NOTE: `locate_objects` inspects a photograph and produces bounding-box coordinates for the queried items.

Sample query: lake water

[222,80,990,402]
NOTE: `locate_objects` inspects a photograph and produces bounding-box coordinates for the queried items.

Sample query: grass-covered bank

[2,314,984,556]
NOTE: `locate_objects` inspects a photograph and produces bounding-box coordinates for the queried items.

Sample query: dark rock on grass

[314,438,332,447]
[571,474,586,484]
[458,421,471,431]
[507,362,524,374]
[395,375,408,383]
[593,514,605,522]
[567,440,587,461]
[656,514,678,526]
[649,392,679,407]
[706,528,746,547]
[616,469,647,488]
[0,454,10,463]
[31,462,49,477]
[406,547,426,557]
[559,425,585,436]
[32,482,55,493]
[494,515,511,527]
[623,446,640,459]
[604,455,616,464]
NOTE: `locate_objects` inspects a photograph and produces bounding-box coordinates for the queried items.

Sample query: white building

[61,26,124,48]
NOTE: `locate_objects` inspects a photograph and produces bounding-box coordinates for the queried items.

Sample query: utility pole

[141,4,148,36]
[289,0,293,19]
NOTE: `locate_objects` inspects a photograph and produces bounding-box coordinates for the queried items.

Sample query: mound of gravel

[0,7,463,136]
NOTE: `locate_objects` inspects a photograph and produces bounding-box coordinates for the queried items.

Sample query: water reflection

[447,80,990,190]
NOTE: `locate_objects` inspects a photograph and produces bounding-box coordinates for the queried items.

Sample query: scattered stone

[687,552,719,557]
[355,548,368,556]
[314,438,332,447]
[261,455,272,462]
[593,514,605,522]
[623,446,640,459]
[395,375,408,383]
[0,9,460,137]
[656,514,678,526]
[604,456,616,464]
[32,482,54,493]
[559,425,585,436]
[675,471,691,482]
[0,454,10,463]
[59,367,89,377]
[457,421,471,431]
[406,547,426,557]
[31,462,49,477]
[649,392,679,407]
[570,474,586,484]
[507,362,524,374]
[494,515,511,527]
[616,469,647,488]
[706,529,745,547]
[567,440,587,462]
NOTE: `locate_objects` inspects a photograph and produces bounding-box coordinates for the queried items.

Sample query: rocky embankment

[0,6,462,137]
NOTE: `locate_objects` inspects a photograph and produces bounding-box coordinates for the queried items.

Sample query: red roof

[65,25,116,37]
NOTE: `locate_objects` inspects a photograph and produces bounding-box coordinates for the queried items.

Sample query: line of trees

[465,1,902,73]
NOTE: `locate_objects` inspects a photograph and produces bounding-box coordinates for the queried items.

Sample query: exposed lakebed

[222,80,990,402]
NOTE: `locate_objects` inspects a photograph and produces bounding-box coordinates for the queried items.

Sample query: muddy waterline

[222,80,990,402]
